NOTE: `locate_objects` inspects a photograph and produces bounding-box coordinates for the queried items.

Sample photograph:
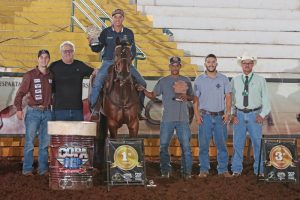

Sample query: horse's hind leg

[128,119,139,138]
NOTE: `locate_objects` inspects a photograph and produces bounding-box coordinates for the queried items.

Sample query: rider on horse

[88,8,146,119]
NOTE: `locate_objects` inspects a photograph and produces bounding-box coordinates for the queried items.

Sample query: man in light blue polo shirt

[231,53,271,177]
[193,54,232,178]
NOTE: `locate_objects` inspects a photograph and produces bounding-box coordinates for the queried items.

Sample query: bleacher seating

[137,0,300,78]
[0,0,198,77]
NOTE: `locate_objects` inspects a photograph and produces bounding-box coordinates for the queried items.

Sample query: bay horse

[92,37,140,139]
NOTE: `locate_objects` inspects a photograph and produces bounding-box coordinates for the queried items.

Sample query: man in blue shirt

[88,9,147,119]
[231,53,271,177]
[193,54,232,178]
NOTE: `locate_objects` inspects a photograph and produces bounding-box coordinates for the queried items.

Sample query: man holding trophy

[137,56,194,179]
[87,8,147,119]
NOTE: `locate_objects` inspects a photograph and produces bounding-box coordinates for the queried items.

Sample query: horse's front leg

[128,117,139,138]
[107,119,118,138]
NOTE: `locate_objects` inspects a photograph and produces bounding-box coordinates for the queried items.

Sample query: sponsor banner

[106,138,145,186]
[263,138,298,182]
[0,77,23,134]
[1,76,299,136]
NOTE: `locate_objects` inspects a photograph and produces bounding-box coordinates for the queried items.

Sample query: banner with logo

[106,138,145,188]
[263,138,298,182]
[1,75,300,137]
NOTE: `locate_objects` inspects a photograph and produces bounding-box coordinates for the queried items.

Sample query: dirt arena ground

[0,158,299,200]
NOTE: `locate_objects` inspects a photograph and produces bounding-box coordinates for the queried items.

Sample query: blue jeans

[160,121,192,176]
[90,60,147,109]
[23,106,52,174]
[231,110,263,174]
[53,109,83,121]
[198,114,228,174]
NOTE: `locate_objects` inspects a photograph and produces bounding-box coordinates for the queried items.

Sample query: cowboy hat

[237,52,257,65]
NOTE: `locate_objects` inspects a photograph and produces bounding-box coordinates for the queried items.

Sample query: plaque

[262,138,298,182]
[106,138,146,191]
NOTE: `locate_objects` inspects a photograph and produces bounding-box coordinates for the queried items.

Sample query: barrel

[48,121,97,190]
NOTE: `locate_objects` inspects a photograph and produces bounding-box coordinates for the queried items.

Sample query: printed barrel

[48,121,97,190]
[49,135,94,167]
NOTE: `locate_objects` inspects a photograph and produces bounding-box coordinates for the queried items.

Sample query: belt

[237,107,261,113]
[30,105,51,111]
[200,109,224,116]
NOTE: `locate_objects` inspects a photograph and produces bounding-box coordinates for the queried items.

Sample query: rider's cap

[169,56,181,65]
[112,9,124,17]
[38,49,50,58]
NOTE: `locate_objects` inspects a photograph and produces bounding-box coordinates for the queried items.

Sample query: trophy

[172,80,188,101]
[86,25,101,46]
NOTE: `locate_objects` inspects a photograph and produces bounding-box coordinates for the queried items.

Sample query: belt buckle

[37,105,48,111]
[37,105,44,111]
[201,109,212,115]
[244,108,253,113]
[210,112,217,116]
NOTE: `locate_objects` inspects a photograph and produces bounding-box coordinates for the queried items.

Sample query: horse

[91,37,140,139]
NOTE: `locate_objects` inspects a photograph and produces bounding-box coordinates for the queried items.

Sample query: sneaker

[219,172,232,178]
[23,171,34,176]
[232,172,241,177]
[198,172,208,178]
[161,172,170,178]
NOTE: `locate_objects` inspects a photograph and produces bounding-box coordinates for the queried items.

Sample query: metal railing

[70,0,146,68]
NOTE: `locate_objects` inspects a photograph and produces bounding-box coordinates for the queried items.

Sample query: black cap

[38,49,50,58]
[169,56,181,65]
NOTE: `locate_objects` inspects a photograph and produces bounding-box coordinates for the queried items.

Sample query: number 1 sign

[106,138,146,190]
[262,138,298,182]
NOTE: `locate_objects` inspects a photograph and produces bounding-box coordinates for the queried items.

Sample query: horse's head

[113,37,132,81]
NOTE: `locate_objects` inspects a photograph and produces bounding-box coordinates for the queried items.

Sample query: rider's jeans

[90,60,147,109]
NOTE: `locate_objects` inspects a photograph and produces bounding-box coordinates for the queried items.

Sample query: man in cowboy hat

[231,53,271,177]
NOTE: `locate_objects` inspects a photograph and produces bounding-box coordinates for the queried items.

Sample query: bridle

[113,45,132,86]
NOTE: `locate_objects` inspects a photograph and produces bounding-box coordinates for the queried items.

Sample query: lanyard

[241,73,253,96]
[241,73,254,84]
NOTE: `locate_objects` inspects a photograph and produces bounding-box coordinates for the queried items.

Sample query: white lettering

[35,89,42,94]
[58,147,88,159]
[34,84,41,88]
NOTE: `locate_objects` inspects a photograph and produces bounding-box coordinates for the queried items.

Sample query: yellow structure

[0,0,198,77]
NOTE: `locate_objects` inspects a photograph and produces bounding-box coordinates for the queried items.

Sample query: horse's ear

[116,37,121,46]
